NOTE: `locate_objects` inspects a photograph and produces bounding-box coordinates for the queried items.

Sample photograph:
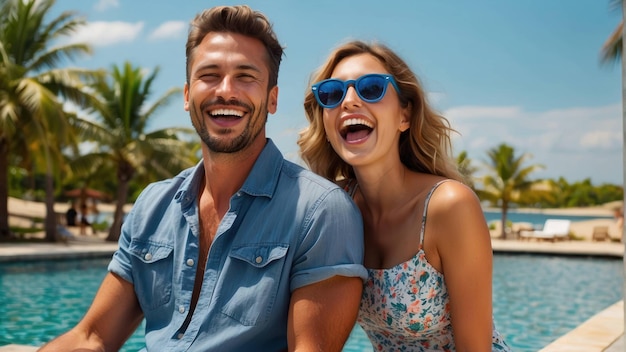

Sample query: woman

[298,41,510,351]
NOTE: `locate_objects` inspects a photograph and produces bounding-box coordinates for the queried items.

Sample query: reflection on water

[0,254,622,352]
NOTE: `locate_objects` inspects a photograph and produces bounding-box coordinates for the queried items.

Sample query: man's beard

[194,98,268,153]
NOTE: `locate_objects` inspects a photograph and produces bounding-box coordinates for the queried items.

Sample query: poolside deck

[491,238,623,258]
[0,236,623,351]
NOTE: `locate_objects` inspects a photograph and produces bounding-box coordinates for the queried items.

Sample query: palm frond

[600,20,623,65]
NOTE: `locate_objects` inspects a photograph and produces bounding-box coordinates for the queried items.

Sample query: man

[39,5,366,352]
[65,203,77,227]
[78,203,93,235]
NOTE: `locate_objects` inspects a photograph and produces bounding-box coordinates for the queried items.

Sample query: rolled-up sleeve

[108,205,137,284]
[290,188,367,291]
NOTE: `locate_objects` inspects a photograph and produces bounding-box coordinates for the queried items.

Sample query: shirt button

[255,256,263,264]
[186,258,194,267]
[144,253,152,261]
[177,332,184,339]
[179,305,185,314]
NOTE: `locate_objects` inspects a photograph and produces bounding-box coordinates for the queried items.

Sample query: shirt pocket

[219,243,289,326]
[129,239,174,311]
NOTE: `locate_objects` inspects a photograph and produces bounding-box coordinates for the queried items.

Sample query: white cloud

[579,130,622,150]
[64,21,144,47]
[149,21,187,41]
[94,0,119,12]
[535,104,622,152]
[445,103,623,183]
[445,103,622,152]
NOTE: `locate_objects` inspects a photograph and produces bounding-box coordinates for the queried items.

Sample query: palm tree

[478,143,543,238]
[600,0,623,65]
[541,177,573,208]
[456,150,478,190]
[76,61,196,242]
[0,0,98,240]
[601,21,622,64]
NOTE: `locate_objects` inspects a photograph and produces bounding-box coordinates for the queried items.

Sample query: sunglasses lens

[317,80,345,107]
[357,76,386,101]
[314,74,393,108]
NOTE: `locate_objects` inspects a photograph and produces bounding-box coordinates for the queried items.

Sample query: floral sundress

[353,180,511,351]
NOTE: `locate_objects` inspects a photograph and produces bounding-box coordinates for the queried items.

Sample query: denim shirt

[108,139,367,351]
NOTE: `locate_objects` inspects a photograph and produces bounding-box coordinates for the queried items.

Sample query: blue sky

[51,0,623,184]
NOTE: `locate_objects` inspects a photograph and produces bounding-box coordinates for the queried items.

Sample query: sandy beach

[484,205,622,241]
[6,196,622,242]
[7,196,134,217]
[7,197,132,238]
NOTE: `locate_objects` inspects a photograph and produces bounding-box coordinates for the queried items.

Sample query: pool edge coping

[538,300,623,352]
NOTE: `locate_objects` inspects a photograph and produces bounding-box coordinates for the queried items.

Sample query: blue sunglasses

[312,73,401,109]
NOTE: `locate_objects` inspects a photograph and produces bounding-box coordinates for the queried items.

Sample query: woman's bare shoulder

[430,179,480,207]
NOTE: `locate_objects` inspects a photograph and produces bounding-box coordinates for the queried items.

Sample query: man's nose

[215,76,237,99]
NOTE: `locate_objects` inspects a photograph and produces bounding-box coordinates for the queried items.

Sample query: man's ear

[268,86,278,114]
[183,83,190,111]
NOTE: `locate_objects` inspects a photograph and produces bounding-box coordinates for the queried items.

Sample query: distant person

[79,203,94,236]
[299,40,510,350]
[65,204,77,227]
[39,5,365,351]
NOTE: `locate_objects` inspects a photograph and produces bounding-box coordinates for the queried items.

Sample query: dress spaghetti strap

[419,180,451,248]
[344,179,359,198]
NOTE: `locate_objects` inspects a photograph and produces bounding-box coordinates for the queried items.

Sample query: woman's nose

[342,85,361,108]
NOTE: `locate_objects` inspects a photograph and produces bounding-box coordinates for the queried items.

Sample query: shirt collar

[178,138,283,208]
[239,138,282,199]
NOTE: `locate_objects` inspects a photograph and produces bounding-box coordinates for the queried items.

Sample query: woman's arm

[429,182,494,351]
[287,275,363,352]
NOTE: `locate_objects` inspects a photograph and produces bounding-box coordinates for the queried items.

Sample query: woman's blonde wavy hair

[298,40,464,183]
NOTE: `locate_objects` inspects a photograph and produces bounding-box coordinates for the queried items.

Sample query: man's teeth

[210,109,243,117]
[341,118,373,128]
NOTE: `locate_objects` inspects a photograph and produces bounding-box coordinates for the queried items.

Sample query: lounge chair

[591,226,610,242]
[519,219,571,242]
[509,222,534,240]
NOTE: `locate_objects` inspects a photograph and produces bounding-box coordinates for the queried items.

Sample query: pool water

[0,254,622,352]
[491,254,622,350]
[483,210,613,227]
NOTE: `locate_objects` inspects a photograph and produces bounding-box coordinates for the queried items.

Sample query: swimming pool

[0,254,622,351]
[483,210,614,227]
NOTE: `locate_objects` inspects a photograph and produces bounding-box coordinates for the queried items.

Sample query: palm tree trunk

[106,178,129,242]
[0,138,10,238]
[44,172,57,242]
[500,202,509,239]
[38,143,58,242]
